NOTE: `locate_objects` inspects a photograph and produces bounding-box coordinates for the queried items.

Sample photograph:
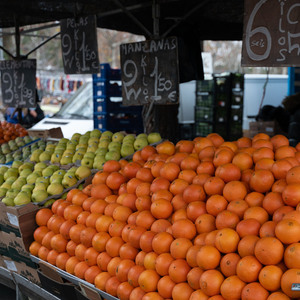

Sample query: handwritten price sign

[120,37,179,105]
[60,15,100,74]
[0,59,36,108]
[242,0,300,66]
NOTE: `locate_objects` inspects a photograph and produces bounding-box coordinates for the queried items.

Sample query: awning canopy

[0,0,244,41]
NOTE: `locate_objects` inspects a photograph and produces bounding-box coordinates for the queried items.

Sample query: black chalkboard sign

[60,15,100,74]
[120,37,179,105]
[0,59,36,108]
[242,0,300,66]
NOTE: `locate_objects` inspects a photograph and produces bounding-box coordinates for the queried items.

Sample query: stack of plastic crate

[92,64,144,133]
[195,79,214,136]
[194,73,244,140]
[213,73,244,140]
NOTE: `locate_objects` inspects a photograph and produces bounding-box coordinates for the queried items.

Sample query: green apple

[108,141,121,152]
[105,151,121,161]
[72,152,85,163]
[148,132,162,144]
[53,170,66,177]
[98,140,110,148]
[133,138,148,150]
[68,166,78,173]
[79,136,89,145]
[0,174,4,186]
[137,133,148,140]
[19,168,32,178]
[35,176,50,186]
[2,197,15,206]
[14,191,31,206]
[0,166,9,175]
[88,136,99,144]
[21,184,34,192]
[84,152,95,159]
[63,149,75,157]
[0,187,8,197]
[39,151,52,162]
[12,161,23,169]
[123,134,135,143]
[47,183,64,196]
[42,167,55,177]
[75,166,92,180]
[93,156,106,170]
[121,144,135,158]
[50,174,63,184]
[51,152,62,164]
[30,149,44,162]
[62,174,78,188]
[6,188,20,199]
[112,132,125,143]
[32,190,49,203]
[95,148,107,156]
[33,183,48,193]
[34,162,48,172]
[60,156,73,165]
[4,168,19,181]
[87,144,98,153]
[90,129,101,138]
[66,143,77,151]
[71,133,81,141]
[81,157,94,169]
[48,165,60,172]
[11,178,26,190]
[26,173,39,185]
[43,199,56,207]
[102,131,113,139]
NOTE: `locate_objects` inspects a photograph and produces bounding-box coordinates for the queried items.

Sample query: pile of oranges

[0,121,28,144]
[30,133,300,299]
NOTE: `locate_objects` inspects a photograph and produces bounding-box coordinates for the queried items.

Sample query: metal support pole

[25,31,61,58]
[152,0,160,38]
[14,16,21,59]
[112,0,152,38]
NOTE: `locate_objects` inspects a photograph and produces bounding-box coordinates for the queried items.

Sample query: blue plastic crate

[93,96,142,114]
[93,112,144,133]
[92,63,121,81]
[93,79,122,98]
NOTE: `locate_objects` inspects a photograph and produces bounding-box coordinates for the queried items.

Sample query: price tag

[120,37,179,105]
[60,15,100,74]
[0,59,36,108]
[4,259,17,271]
[6,212,19,227]
[292,283,300,291]
[242,0,300,66]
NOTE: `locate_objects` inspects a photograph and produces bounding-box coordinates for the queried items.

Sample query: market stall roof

[0,0,244,40]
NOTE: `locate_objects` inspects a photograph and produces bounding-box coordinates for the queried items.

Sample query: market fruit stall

[1,131,300,299]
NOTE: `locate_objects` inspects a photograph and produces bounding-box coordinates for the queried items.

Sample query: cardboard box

[0,202,38,246]
[3,255,40,285]
[2,231,36,268]
[38,261,86,300]
[27,127,64,139]
[0,202,38,266]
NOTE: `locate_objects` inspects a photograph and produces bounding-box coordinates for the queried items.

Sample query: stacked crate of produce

[195,79,214,136]
[92,64,144,134]
[195,73,244,140]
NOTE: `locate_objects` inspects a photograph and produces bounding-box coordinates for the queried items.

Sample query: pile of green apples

[30,129,162,170]
[0,136,35,164]
[0,161,92,207]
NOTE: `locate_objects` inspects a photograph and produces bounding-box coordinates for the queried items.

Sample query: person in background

[5,90,45,128]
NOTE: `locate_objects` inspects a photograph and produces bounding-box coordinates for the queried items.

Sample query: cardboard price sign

[60,15,100,74]
[242,0,300,66]
[120,37,179,105]
[0,59,36,108]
